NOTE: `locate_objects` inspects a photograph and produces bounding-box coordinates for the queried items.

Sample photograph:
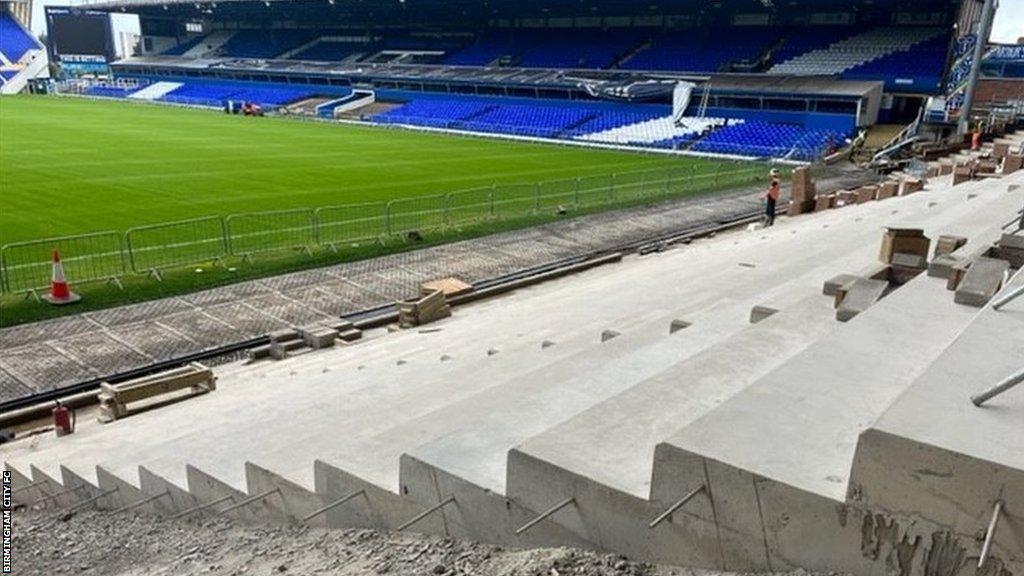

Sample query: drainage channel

[0,207,765,420]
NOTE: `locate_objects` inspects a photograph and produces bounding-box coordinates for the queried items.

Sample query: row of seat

[769,26,946,76]
[157,24,949,89]
[0,11,41,64]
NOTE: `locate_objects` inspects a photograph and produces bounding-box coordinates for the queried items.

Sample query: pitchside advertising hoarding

[45,6,115,75]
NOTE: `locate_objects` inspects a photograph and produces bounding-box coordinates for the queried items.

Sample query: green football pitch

[0,95,712,244]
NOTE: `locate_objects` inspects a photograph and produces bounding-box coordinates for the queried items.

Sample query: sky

[991,0,1024,43]
[27,0,1024,43]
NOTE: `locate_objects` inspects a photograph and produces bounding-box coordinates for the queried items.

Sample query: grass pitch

[0,95,694,244]
[0,95,756,327]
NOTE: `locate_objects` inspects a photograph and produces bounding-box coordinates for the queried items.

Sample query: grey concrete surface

[4,169,1022,576]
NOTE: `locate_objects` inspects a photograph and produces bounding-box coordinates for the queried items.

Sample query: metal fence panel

[537,177,579,213]
[447,187,495,227]
[226,208,316,256]
[1,231,124,293]
[317,202,386,247]
[386,195,447,236]
[491,183,539,218]
[125,216,227,274]
[577,174,614,208]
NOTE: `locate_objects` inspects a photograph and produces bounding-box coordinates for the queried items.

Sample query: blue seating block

[0,12,41,63]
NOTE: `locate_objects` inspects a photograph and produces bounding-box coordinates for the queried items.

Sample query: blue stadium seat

[0,11,42,63]
[692,120,841,160]
[621,27,779,73]
[841,34,950,92]
[162,35,208,56]
[218,30,315,59]
[160,79,323,107]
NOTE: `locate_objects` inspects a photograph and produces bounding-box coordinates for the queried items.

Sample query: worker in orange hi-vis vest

[765,168,781,227]
[971,128,982,151]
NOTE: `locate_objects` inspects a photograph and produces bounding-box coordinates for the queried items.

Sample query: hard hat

[770,168,780,176]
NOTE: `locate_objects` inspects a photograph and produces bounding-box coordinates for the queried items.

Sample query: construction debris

[398,289,452,328]
[420,277,474,298]
[98,363,216,424]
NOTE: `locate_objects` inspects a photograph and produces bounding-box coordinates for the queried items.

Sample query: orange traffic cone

[42,249,81,305]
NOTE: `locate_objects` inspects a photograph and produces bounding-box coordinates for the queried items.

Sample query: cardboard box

[1004,155,1023,174]
[993,143,1009,159]
[791,167,817,203]
[877,181,899,200]
[939,163,954,175]
[902,178,925,194]
[814,194,835,212]
[836,190,857,206]
[856,185,878,204]
[879,228,930,264]
[787,200,815,217]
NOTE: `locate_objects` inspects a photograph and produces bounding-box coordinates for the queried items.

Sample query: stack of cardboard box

[876,181,899,200]
[398,289,452,328]
[786,167,817,216]
[1003,154,1023,174]
[856,185,878,204]
[952,163,975,186]
[901,178,925,194]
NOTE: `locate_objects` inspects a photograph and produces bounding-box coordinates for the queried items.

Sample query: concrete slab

[835,277,888,322]
[954,256,1010,307]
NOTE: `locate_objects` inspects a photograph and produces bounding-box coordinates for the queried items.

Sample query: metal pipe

[958,0,997,135]
[16,477,48,491]
[648,485,707,529]
[978,501,1003,569]
[302,489,365,523]
[217,488,280,515]
[62,487,119,513]
[112,490,170,514]
[28,484,87,506]
[971,367,1024,406]
[992,284,1024,311]
[170,494,234,519]
[396,496,455,532]
[514,497,575,535]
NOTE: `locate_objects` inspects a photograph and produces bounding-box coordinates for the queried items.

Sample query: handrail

[971,367,1024,407]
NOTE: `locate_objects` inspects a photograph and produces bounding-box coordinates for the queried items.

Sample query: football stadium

[1,0,1024,573]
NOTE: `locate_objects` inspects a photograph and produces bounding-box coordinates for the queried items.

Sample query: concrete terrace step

[4,310,618,492]
[642,181,1023,572]
[848,269,1024,566]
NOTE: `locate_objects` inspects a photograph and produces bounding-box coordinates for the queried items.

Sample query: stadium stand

[577,116,727,148]
[161,35,208,56]
[0,11,39,63]
[769,26,946,76]
[157,79,323,107]
[620,27,779,73]
[373,99,496,128]
[691,120,840,159]
[369,93,850,157]
[841,33,951,91]
[217,29,316,59]
[289,39,369,63]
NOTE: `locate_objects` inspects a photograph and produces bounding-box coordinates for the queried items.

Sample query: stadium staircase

[0,11,45,95]
[8,147,1024,576]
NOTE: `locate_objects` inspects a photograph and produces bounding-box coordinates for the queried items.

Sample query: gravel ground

[10,509,840,576]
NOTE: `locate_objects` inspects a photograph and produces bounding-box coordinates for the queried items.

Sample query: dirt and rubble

[11,509,842,576]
